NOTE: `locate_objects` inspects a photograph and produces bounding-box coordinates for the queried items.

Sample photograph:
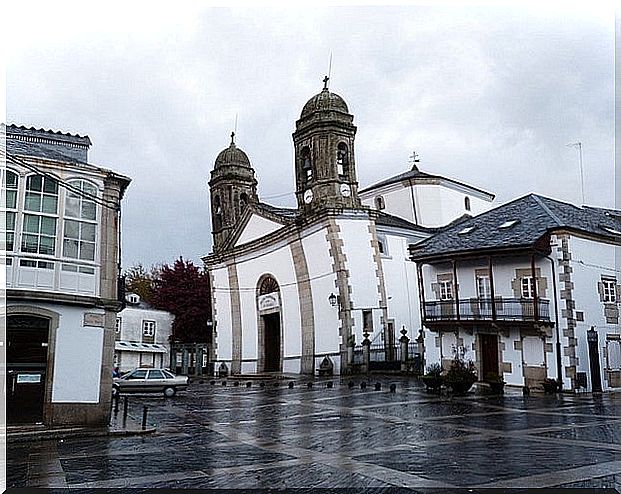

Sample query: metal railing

[423,298,550,322]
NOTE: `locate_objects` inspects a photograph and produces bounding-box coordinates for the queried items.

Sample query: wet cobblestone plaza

[7,378,621,491]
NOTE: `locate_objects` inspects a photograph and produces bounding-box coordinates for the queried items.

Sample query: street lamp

[328,293,338,307]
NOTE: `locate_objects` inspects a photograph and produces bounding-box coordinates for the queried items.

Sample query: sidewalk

[6,410,155,443]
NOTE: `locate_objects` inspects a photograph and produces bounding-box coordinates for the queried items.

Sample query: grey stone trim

[325,219,353,371]
[207,269,219,361]
[227,263,243,375]
[289,238,315,374]
[558,234,577,389]
[367,221,389,341]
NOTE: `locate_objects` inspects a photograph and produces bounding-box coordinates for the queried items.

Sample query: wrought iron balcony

[423,298,551,323]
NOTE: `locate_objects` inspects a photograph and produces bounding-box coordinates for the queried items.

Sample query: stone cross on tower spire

[323,75,329,90]
[230,131,235,145]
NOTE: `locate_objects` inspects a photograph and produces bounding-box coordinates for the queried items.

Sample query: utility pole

[567,142,585,205]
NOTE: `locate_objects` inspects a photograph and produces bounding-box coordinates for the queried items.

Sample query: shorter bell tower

[209,133,258,251]
[293,77,361,214]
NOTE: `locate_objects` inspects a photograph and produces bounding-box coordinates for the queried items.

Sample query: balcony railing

[423,298,551,322]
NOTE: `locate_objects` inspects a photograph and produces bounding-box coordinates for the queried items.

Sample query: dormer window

[375,196,385,210]
[458,226,477,235]
[336,143,349,177]
[465,196,471,211]
[499,220,519,229]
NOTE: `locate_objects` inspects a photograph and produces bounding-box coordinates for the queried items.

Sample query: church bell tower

[209,133,258,252]
[293,77,361,214]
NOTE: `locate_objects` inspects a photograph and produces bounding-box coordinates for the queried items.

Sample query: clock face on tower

[340,184,351,197]
[303,189,314,204]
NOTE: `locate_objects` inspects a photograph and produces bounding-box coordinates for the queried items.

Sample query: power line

[4,152,120,211]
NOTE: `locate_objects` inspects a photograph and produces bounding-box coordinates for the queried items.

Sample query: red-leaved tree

[150,257,212,344]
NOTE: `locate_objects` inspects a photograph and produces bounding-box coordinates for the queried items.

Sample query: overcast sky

[5,3,615,269]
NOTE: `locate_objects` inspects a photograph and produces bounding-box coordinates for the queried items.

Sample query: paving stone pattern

[6,377,621,490]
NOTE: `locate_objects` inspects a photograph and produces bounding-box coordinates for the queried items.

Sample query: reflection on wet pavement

[7,377,621,490]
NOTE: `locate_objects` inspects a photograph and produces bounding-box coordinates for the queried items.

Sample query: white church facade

[204,80,494,376]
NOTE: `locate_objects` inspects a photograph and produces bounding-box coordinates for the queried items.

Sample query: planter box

[421,375,443,393]
[446,379,476,395]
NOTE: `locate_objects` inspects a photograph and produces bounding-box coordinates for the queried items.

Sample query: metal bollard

[307,382,313,389]
[360,381,367,390]
[141,405,148,430]
[288,381,294,389]
[246,381,252,388]
[348,380,355,389]
[113,392,120,413]
[327,381,333,389]
[390,383,397,393]
[374,382,381,391]
[221,380,227,386]
[260,382,265,388]
[233,381,239,387]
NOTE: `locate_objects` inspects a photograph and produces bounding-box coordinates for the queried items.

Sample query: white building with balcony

[114,293,173,373]
[410,194,621,392]
[3,124,130,427]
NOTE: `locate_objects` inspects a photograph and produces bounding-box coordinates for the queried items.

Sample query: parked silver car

[113,368,189,397]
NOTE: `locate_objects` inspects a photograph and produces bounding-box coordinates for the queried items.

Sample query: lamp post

[587,326,602,392]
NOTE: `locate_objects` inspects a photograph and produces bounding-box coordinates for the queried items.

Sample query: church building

[204,79,494,376]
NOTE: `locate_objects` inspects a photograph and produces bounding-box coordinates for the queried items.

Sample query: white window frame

[142,320,156,338]
[602,278,617,303]
[63,179,98,262]
[439,280,454,300]
[521,276,535,299]
[1,169,19,252]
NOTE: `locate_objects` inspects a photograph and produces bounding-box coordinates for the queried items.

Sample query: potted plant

[445,357,477,395]
[421,363,443,392]
[485,372,505,394]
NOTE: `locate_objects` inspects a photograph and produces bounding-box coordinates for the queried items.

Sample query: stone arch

[256,274,283,373]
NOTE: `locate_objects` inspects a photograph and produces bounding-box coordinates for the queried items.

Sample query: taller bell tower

[209,133,258,252]
[293,77,361,214]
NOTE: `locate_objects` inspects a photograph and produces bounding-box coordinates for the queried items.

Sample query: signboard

[83,313,105,327]
[17,373,42,384]
[258,294,279,312]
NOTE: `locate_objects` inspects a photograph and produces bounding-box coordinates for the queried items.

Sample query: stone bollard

[246,381,252,388]
[260,382,265,388]
[307,382,314,389]
[374,382,381,391]
[210,380,216,385]
[362,338,371,373]
[360,381,367,390]
[141,405,149,430]
[221,380,227,386]
[233,381,239,387]
[327,381,333,389]
[390,383,397,393]
[288,381,294,389]
[348,380,355,389]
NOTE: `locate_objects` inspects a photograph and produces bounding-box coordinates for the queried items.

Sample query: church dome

[214,133,251,169]
[300,87,349,119]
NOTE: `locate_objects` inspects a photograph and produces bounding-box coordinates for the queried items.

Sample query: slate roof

[4,124,91,164]
[256,202,298,220]
[410,194,621,261]
[360,165,494,199]
[375,211,436,233]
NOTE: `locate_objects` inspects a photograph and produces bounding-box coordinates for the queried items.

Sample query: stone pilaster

[290,238,315,374]
[227,263,242,375]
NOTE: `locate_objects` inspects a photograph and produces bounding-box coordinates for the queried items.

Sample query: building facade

[114,293,173,373]
[205,80,494,376]
[4,124,130,426]
[410,194,621,392]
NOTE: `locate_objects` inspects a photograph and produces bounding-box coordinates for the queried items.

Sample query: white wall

[212,265,233,362]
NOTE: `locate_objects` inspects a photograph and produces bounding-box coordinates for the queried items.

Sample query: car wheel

[164,386,176,398]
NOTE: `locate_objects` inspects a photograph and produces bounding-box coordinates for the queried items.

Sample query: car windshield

[125,369,148,380]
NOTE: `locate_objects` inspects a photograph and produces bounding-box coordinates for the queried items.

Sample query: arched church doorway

[257,275,282,373]
[7,315,50,424]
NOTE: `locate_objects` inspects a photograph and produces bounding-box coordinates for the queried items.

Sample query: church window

[301,147,312,182]
[213,195,222,229]
[375,196,385,210]
[259,275,279,295]
[337,143,349,177]
[465,196,471,211]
